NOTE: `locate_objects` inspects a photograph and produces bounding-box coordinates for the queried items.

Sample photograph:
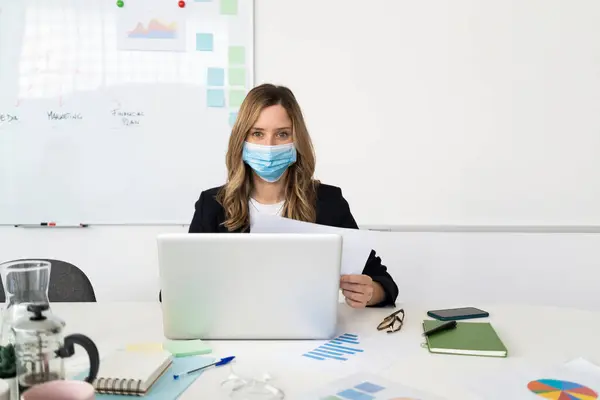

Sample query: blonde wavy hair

[217,84,318,232]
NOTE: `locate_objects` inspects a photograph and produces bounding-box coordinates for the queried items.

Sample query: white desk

[52,302,600,399]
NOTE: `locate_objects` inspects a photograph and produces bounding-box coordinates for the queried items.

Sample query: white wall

[1,226,598,311]
[255,0,600,226]
[371,231,600,311]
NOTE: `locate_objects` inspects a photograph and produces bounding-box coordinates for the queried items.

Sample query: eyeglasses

[377,309,405,333]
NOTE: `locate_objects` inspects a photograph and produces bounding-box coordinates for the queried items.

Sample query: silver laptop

[157,233,342,340]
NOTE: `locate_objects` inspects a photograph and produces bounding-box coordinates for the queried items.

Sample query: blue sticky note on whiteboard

[207,89,225,107]
[229,112,238,127]
[196,33,214,51]
[207,68,225,86]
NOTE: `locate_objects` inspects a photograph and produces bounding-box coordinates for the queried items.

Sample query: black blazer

[189,183,398,307]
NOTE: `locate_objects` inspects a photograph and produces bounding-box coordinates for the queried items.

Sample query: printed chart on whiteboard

[0,0,253,224]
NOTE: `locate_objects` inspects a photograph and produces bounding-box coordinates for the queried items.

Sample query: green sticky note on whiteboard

[163,339,212,357]
[228,68,246,86]
[229,90,246,107]
[220,0,238,15]
[228,46,245,65]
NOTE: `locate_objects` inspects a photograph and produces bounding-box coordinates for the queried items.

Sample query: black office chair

[0,259,97,302]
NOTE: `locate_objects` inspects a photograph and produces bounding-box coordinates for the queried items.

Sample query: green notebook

[423,320,508,358]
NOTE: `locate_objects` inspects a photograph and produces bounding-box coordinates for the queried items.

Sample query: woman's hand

[340,274,385,308]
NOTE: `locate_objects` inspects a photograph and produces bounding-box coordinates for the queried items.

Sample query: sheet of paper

[564,357,600,375]
[251,213,374,275]
[469,358,600,399]
[299,372,448,399]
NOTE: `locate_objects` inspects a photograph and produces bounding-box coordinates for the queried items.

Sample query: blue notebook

[76,355,215,399]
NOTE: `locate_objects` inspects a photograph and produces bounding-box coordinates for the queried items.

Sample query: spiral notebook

[92,350,172,395]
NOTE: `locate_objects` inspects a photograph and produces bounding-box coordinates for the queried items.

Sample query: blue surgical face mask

[242,142,297,182]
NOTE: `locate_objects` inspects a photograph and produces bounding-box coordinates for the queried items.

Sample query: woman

[189,84,398,308]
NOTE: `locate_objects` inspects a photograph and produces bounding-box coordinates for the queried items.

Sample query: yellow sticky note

[125,343,164,353]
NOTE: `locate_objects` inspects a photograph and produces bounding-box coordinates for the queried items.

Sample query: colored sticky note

[220,0,238,15]
[196,33,214,51]
[164,339,212,357]
[228,68,245,86]
[207,68,225,86]
[228,46,245,65]
[207,89,225,107]
[229,90,246,107]
[125,343,164,353]
[229,111,238,127]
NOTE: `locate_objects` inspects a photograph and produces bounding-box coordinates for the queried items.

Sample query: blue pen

[173,356,235,380]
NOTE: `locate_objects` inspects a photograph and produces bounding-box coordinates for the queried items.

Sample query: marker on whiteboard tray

[14,222,89,228]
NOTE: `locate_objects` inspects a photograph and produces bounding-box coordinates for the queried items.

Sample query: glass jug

[0,260,54,345]
[12,304,100,394]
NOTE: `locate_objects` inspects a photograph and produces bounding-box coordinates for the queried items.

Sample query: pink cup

[20,380,95,400]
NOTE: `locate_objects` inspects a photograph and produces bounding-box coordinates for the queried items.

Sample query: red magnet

[178,0,186,8]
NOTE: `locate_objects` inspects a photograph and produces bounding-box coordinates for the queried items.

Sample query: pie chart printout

[527,379,598,400]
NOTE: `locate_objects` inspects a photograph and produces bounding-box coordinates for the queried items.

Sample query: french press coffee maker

[11,304,100,393]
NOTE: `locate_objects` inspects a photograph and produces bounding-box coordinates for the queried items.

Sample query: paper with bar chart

[300,373,447,400]
[293,326,419,375]
[303,333,364,362]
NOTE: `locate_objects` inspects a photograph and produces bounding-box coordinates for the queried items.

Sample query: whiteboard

[0,0,253,224]
[3,0,600,228]
[256,0,600,226]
